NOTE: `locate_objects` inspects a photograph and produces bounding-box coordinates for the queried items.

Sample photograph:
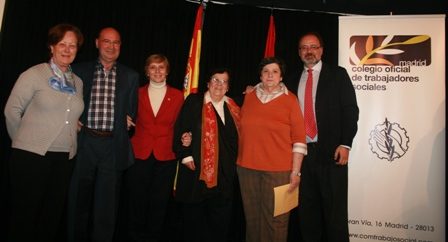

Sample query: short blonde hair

[144,54,170,74]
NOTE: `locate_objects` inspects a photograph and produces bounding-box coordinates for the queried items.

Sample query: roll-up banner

[339,15,445,242]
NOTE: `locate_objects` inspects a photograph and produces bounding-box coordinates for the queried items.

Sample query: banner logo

[349,35,431,66]
[369,118,410,161]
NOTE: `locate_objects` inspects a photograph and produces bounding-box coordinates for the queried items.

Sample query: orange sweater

[237,91,305,171]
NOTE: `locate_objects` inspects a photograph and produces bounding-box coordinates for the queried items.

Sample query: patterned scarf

[48,58,76,94]
[200,94,240,188]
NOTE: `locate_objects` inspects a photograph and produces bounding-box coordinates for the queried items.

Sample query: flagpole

[174,1,207,195]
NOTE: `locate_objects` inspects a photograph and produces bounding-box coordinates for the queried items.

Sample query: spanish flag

[175,2,205,195]
[264,14,276,57]
[183,3,205,98]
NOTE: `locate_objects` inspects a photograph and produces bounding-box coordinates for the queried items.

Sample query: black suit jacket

[284,62,359,159]
[73,60,139,170]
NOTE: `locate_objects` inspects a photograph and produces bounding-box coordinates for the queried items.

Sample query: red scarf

[200,97,240,188]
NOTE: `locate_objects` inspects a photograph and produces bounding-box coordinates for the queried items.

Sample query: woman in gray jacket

[4,23,84,242]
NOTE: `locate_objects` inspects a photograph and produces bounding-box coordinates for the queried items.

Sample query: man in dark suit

[284,32,359,242]
[69,27,139,242]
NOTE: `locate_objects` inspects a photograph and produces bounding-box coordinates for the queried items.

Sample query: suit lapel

[113,63,127,125]
[156,86,174,118]
[140,84,154,118]
[315,63,330,113]
[115,63,124,101]
[79,62,96,123]
[144,85,175,119]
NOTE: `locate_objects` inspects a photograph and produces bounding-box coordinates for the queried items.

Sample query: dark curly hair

[258,57,286,77]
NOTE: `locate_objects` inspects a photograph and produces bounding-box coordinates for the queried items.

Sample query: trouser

[298,143,349,242]
[121,155,177,242]
[237,166,291,242]
[181,194,233,242]
[8,149,74,242]
[69,134,122,242]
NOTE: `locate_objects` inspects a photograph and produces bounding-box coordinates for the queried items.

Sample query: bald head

[95,27,122,69]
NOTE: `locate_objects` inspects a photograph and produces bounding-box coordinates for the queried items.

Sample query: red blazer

[131,84,184,161]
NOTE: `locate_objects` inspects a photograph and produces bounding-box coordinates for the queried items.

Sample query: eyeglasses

[299,45,321,51]
[210,77,228,85]
[101,39,121,47]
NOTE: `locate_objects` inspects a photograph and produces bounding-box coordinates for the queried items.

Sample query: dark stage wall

[0,0,341,173]
[0,0,446,240]
[0,2,338,239]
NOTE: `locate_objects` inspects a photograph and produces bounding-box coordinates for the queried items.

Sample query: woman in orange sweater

[237,57,307,242]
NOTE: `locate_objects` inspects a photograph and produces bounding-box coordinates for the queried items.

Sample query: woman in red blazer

[120,54,184,241]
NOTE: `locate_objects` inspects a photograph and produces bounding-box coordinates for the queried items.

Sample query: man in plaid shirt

[69,27,139,242]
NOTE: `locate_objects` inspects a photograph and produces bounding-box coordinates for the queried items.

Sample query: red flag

[183,3,205,98]
[175,3,205,195]
[264,14,276,57]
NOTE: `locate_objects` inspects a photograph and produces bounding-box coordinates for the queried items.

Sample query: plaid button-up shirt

[87,61,117,131]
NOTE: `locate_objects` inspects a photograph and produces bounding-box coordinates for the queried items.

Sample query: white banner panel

[339,15,445,242]
[0,0,5,32]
